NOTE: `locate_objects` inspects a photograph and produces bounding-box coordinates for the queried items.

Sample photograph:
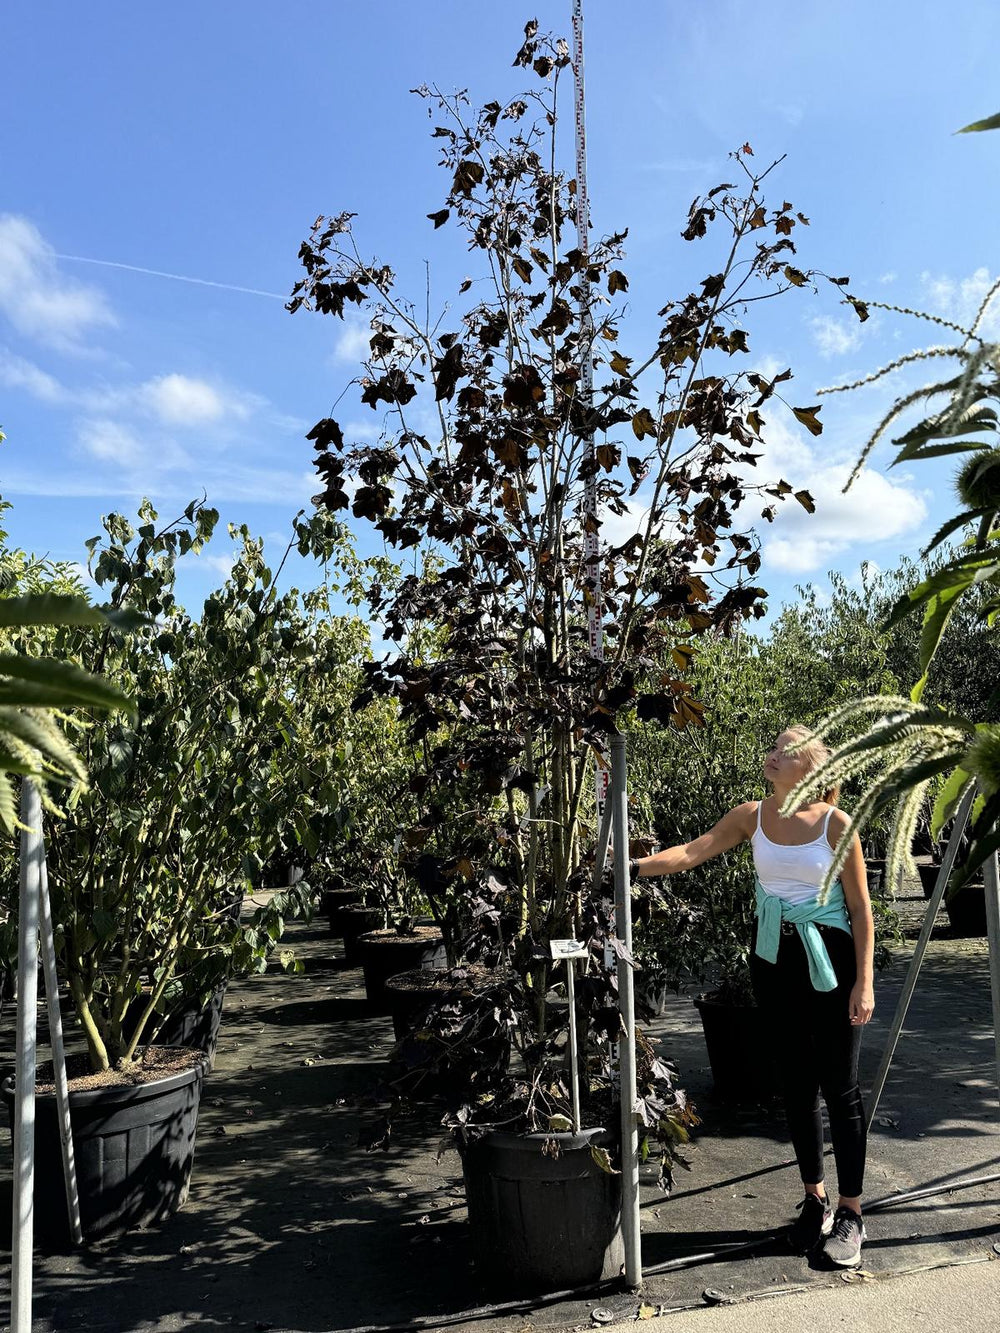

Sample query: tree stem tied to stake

[572,0,609,835]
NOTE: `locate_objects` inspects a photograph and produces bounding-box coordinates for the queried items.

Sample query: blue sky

[1,1,998,631]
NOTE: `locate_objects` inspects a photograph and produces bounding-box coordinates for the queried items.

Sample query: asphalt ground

[1,881,998,1332]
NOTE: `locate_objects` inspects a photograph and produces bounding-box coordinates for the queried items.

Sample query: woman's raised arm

[632,801,756,878]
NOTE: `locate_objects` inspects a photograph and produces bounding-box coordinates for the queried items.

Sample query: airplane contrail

[52,252,286,300]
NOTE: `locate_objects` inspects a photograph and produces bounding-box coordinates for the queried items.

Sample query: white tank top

[751,801,835,905]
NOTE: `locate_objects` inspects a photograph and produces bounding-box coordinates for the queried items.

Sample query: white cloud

[810,315,861,359]
[0,351,262,431]
[141,373,228,425]
[197,553,236,578]
[333,318,372,365]
[879,272,897,285]
[80,418,145,466]
[773,103,804,127]
[77,417,192,474]
[66,560,97,591]
[0,215,115,349]
[343,418,383,441]
[920,265,1000,338]
[599,493,653,552]
[749,354,787,384]
[748,419,928,574]
[0,349,65,403]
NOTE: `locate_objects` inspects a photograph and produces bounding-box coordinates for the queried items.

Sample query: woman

[630,725,875,1266]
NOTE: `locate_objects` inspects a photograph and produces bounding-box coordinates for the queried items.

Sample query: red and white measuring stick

[571,0,609,816]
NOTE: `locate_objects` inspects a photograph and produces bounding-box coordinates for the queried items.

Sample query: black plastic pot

[339,906,383,964]
[460,1127,624,1294]
[692,994,775,1102]
[945,881,988,937]
[358,928,447,1011]
[157,983,227,1067]
[383,966,450,1039]
[123,983,227,1069]
[917,863,942,901]
[384,967,513,1104]
[321,887,361,933]
[2,1051,207,1244]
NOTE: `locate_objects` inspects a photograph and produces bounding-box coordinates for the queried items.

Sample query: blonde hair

[783,724,840,805]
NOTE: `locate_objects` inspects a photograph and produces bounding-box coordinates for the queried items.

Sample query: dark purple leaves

[433,342,465,402]
[305,418,344,452]
[452,160,485,199]
[361,371,417,409]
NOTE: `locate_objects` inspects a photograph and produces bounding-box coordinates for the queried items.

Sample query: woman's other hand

[849,981,875,1025]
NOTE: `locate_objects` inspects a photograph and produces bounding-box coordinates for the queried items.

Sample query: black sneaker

[788,1192,833,1253]
[822,1205,867,1267]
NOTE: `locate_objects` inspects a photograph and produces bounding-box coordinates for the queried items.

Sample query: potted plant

[289,19,865,1292]
[1,499,370,1241]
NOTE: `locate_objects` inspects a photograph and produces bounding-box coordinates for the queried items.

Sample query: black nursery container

[156,983,228,1067]
[321,888,361,934]
[338,906,383,964]
[917,863,941,900]
[945,880,988,937]
[460,1127,624,1294]
[122,983,228,1069]
[3,1052,207,1243]
[357,928,447,1011]
[916,863,987,934]
[692,993,775,1102]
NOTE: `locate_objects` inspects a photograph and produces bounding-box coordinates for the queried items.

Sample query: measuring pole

[571,0,609,826]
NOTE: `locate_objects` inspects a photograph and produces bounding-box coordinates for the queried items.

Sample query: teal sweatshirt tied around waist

[754,877,853,993]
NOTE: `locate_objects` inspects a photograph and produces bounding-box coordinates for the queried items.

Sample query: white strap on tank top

[755,800,833,841]
[753,801,835,905]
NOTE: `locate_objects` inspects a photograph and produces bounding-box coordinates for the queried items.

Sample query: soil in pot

[693,993,777,1103]
[460,1127,624,1294]
[3,1047,207,1244]
[335,905,382,959]
[357,927,447,1011]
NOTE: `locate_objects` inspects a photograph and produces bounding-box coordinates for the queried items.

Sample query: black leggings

[750,921,867,1199]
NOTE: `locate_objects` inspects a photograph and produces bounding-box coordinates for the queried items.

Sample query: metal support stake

[12,780,43,1333]
[610,735,641,1289]
[566,961,581,1133]
[866,785,975,1129]
[39,857,82,1243]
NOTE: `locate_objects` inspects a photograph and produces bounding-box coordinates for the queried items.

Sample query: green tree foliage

[12,499,376,1071]
[0,486,133,828]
